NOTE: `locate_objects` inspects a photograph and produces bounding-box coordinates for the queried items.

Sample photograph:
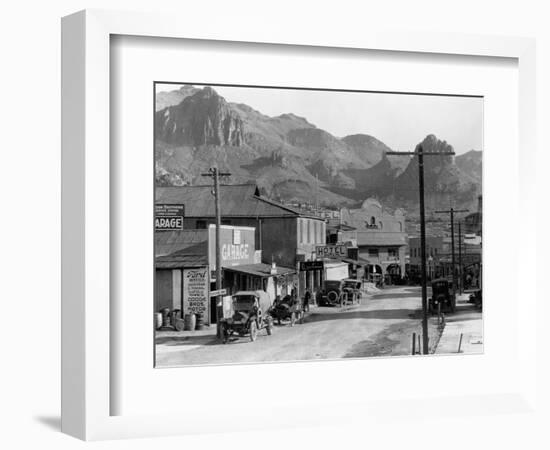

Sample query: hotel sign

[315,245,347,258]
[155,204,185,231]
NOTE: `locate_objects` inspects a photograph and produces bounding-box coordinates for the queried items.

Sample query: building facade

[155,184,327,303]
[155,224,296,323]
[340,198,407,284]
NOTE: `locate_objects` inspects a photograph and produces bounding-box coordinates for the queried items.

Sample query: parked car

[270,295,303,326]
[317,279,362,307]
[219,291,274,343]
[428,278,456,314]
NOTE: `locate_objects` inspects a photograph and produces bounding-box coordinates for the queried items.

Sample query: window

[368,248,379,257]
[221,219,232,225]
[307,220,311,244]
[298,219,302,244]
[388,248,398,258]
[196,220,206,229]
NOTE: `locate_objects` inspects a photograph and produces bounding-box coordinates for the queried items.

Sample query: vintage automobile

[270,295,303,326]
[317,279,362,307]
[219,290,274,343]
[428,278,456,314]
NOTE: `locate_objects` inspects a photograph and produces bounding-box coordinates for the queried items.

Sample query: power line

[434,208,468,299]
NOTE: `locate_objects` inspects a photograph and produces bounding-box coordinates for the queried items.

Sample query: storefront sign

[210,288,227,297]
[300,260,324,271]
[155,204,185,231]
[315,245,347,258]
[183,268,209,316]
[208,225,256,269]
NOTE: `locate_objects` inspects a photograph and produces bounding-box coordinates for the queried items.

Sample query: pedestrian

[303,290,311,312]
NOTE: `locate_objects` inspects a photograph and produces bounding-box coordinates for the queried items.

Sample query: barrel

[183,313,196,331]
[195,314,204,330]
[154,313,162,330]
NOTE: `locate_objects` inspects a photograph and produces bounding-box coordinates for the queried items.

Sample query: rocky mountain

[155,85,199,111]
[155,86,482,211]
[455,150,482,183]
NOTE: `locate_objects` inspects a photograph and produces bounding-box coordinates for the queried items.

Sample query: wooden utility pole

[387,145,454,355]
[201,168,231,329]
[458,220,462,294]
[434,208,468,298]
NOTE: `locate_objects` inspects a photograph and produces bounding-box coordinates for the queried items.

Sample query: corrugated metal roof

[224,263,295,278]
[155,229,208,257]
[155,252,208,269]
[155,184,321,219]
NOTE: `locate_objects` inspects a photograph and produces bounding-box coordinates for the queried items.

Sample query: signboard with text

[315,245,347,259]
[183,267,209,319]
[208,225,256,269]
[155,204,185,231]
[300,261,324,271]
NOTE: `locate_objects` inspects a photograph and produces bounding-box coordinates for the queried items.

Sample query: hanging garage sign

[155,204,185,231]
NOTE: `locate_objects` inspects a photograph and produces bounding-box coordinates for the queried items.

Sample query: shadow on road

[371,292,421,300]
[304,308,419,324]
[155,335,218,346]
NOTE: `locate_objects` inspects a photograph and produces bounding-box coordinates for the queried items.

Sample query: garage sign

[155,204,185,231]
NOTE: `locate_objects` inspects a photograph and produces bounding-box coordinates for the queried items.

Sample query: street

[155,286,447,367]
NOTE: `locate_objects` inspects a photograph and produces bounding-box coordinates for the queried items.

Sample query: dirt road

[156,286,439,367]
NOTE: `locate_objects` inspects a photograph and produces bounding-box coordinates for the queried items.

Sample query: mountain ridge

[155,86,482,212]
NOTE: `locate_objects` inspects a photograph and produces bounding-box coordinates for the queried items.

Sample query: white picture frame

[61,9,537,441]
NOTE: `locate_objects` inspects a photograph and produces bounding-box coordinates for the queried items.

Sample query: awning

[342,257,370,266]
[223,263,295,278]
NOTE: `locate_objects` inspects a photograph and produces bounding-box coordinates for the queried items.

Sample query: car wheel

[249,321,258,342]
[221,325,229,344]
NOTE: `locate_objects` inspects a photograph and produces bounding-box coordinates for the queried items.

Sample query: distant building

[464,195,482,236]
[408,236,449,280]
[408,234,481,286]
[340,198,407,284]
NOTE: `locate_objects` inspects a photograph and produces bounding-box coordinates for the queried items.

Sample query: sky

[157,83,483,155]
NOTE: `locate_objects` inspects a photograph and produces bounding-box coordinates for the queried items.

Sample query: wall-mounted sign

[208,225,256,269]
[315,245,347,259]
[155,204,185,231]
[300,260,324,271]
[183,267,209,317]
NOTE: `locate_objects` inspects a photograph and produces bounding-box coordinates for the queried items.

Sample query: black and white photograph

[154,83,483,367]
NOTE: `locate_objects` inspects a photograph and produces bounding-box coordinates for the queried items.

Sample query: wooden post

[458,333,464,353]
[412,332,416,355]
